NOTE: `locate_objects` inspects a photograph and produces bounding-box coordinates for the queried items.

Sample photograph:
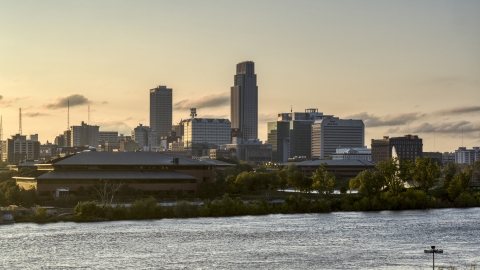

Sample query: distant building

[132,124,159,151]
[150,85,172,137]
[311,116,364,159]
[231,61,258,140]
[54,134,66,147]
[371,135,423,162]
[268,109,326,163]
[282,159,376,178]
[442,152,455,166]
[455,147,479,164]
[332,147,371,161]
[221,138,272,163]
[423,152,443,166]
[99,131,119,143]
[71,121,99,148]
[1,134,40,163]
[120,139,139,152]
[39,142,58,162]
[182,118,231,149]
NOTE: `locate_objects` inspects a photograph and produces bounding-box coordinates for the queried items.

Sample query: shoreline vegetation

[2,157,480,224]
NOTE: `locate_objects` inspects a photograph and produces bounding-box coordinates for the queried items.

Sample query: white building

[455,147,479,164]
[311,116,365,159]
[182,118,231,148]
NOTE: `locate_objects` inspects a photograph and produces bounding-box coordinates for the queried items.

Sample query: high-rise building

[150,85,172,137]
[454,147,479,164]
[1,134,40,163]
[132,124,158,151]
[182,118,231,149]
[71,121,100,147]
[268,109,326,163]
[231,61,258,140]
[371,135,423,162]
[311,116,364,159]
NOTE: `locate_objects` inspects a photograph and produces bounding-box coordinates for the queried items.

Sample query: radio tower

[88,105,90,124]
[67,99,70,129]
[19,108,22,135]
[0,115,3,141]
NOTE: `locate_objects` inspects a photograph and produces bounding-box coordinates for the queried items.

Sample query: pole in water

[424,246,443,270]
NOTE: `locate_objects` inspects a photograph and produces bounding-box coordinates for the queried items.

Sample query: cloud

[259,113,277,123]
[94,117,133,134]
[345,112,423,127]
[102,101,109,105]
[173,92,229,111]
[0,95,3,100]
[44,94,90,109]
[24,112,49,117]
[387,121,480,138]
[433,106,480,116]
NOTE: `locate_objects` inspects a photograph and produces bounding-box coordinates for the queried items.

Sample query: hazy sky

[1,1,479,152]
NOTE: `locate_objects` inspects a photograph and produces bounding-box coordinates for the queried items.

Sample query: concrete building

[311,116,365,159]
[54,134,66,147]
[1,134,40,163]
[371,135,423,162]
[221,138,272,163]
[99,131,119,143]
[231,61,258,140]
[71,121,99,148]
[150,85,172,137]
[39,142,58,162]
[120,139,139,152]
[442,152,455,166]
[268,109,326,163]
[423,152,443,166]
[182,118,231,149]
[455,147,479,164]
[332,147,371,161]
[132,124,159,151]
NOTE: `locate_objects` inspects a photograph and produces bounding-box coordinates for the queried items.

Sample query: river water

[1,208,479,269]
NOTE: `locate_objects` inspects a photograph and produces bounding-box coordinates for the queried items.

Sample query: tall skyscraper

[150,85,172,137]
[231,61,258,140]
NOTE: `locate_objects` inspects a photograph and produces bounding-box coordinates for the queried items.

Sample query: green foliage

[413,156,441,192]
[349,170,385,199]
[130,197,162,219]
[454,193,478,208]
[312,163,335,197]
[376,157,403,196]
[447,170,472,201]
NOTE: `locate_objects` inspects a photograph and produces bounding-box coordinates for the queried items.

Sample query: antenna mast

[190,108,197,119]
[0,115,3,141]
[67,99,70,129]
[19,108,22,135]
[88,105,90,124]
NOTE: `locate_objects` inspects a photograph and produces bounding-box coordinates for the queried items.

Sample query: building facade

[332,147,371,161]
[311,116,365,159]
[132,124,159,151]
[71,121,99,147]
[454,147,479,164]
[231,61,258,140]
[221,138,272,163]
[150,85,172,137]
[371,135,423,162]
[1,134,40,163]
[182,118,231,148]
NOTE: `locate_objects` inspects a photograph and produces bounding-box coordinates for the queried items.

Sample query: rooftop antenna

[190,108,197,119]
[67,99,70,129]
[0,115,3,140]
[291,105,292,113]
[88,104,90,124]
[434,131,435,152]
[19,108,22,135]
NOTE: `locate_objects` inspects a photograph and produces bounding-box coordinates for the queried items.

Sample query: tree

[376,158,403,196]
[92,179,123,205]
[312,163,335,197]
[349,170,385,199]
[447,169,472,201]
[443,163,457,189]
[398,159,415,184]
[413,157,441,193]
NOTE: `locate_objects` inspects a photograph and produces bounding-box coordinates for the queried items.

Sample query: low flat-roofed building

[282,159,375,178]
[14,151,214,197]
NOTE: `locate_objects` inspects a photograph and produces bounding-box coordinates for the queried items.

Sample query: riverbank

[13,190,480,224]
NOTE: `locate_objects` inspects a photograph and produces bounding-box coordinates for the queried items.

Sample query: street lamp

[424,246,443,270]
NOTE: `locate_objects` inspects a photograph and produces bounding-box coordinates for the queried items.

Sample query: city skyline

[1,1,479,152]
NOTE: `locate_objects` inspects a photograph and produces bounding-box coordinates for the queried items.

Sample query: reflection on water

[1,208,479,269]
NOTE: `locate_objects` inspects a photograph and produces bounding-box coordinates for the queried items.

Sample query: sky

[1,1,479,152]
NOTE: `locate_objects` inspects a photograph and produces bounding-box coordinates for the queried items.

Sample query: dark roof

[53,152,208,166]
[284,159,376,167]
[13,170,50,178]
[195,158,236,167]
[37,170,197,180]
